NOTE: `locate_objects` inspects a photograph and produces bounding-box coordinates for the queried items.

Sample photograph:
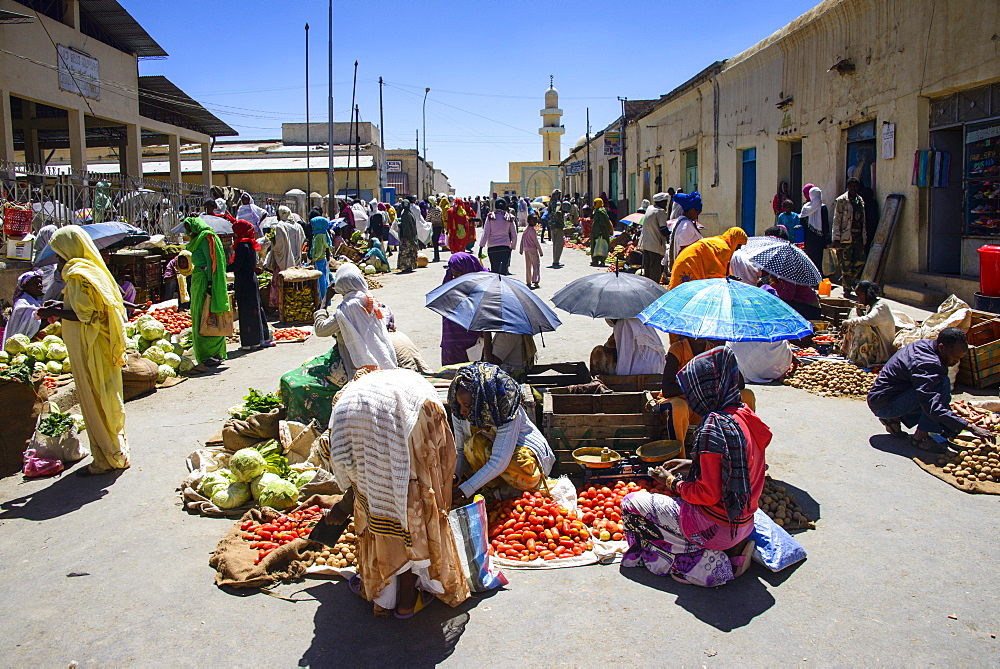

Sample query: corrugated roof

[0,8,34,23]
[138,76,237,138]
[50,155,374,175]
[78,0,167,57]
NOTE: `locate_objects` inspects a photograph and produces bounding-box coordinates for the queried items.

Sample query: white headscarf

[613,318,665,375]
[214,198,228,216]
[332,263,397,374]
[800,187,824,234]
[237,194,267,231]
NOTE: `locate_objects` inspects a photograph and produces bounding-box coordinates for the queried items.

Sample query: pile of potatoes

[783,360,876,398]
[366,277,383,291]
[312,521,358,569]
[936,437,1000,485]
[759,478,814,529]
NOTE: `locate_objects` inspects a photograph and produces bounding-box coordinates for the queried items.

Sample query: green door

[609,158,619,204]
[684,150,698,193]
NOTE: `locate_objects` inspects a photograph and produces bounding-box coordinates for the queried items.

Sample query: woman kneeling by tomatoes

[621,346,771,587]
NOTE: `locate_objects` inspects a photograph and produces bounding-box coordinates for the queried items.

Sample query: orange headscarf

[668,227,748,289]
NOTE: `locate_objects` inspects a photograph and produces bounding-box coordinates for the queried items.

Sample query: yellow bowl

[572,447,623,469]
[636,440,683,463]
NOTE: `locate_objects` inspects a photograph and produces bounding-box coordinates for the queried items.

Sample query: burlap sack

[279,267,322,282]
[913,453,1000,495]
[209,498,340,588]
[0,378,53,476]
[221,407,287,452]
[122,350,158,401]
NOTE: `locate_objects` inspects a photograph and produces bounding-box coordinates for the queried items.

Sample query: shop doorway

[609,158,619,205]
[789,141,803,208]
[684,149,698,193]
[740,148,757,235]
[846,120,877,189]
[929,126,965,274]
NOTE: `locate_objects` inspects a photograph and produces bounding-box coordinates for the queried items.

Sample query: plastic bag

[23,448,64,478]
[448,495,508,593]
[29,401,89,463]
[749,509,808,572]
[594,238,609,258]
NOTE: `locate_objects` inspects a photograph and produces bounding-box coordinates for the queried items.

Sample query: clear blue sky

[129,0,819,195]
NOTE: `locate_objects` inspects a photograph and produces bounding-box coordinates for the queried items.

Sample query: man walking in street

[549,198,566,268]
[639,192,671,282]
[833,177,867,298]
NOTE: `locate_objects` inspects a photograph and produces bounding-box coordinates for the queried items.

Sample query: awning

[138,76,237,138]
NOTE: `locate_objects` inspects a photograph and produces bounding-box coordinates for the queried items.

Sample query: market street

[1,245,997,666]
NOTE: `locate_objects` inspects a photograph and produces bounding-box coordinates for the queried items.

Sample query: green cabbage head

[229,448,267,482]
[256,478,300,510]
[211,482,251,509]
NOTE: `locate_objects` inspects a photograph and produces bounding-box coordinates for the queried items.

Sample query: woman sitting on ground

[589,319,665,376]
[448,362,555,500]
[621,346,771,587]
[841,280,897,367]
[361,238,391,273]
[325,369,470,618]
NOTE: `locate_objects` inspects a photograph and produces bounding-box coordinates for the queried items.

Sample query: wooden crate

[526,362,591,389]
[967,318,1000,347]
[598,374,662,392]
[547,389,648,414]
[819,297,854,326]
[958,339,1000,389]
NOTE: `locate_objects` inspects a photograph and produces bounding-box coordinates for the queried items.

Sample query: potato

[315,557,327,565]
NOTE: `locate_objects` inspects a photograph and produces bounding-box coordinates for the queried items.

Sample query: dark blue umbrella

[33,221,149,266]
[551,269,666,319]
[425,272,562,335]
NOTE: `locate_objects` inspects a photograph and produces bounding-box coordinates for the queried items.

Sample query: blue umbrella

[33,222,150,266]
[425,272,562,335]
[638,278,813,342]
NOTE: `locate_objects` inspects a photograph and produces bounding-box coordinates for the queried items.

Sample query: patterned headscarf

[448,362,521,430]
[677,346,751,533]
[13,269,44,303]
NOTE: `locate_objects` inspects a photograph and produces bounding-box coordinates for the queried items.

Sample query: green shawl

[185,217,230,313]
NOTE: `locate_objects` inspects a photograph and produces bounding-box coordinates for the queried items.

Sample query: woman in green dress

[590,197,613,267]
[184,217,230,369]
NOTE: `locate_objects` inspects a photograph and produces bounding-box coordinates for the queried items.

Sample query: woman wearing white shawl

[236,193,268,234]
[313,263,397,375]
[326,369,470,617]
[799,184,829,275]
[613,318,666,375]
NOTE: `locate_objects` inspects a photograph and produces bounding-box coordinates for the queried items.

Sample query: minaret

[539,75,565,165]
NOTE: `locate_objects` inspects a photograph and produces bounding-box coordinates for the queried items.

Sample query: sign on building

[567,161,586,175]
[603,131,621,156]
[57,45,100,100]
[385,160,402,172]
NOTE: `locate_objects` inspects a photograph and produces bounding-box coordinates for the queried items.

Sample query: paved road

[1,244,997,666]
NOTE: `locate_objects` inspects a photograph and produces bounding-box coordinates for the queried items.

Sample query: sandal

[910,435,947,454]
[731,541,756,578]
[670,573,690,585]
[394,590,433,619]
[879,418,906,438]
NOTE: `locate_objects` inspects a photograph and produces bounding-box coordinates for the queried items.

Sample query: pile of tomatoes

[793,347,820,358]
[272,327,311,342]
[241,505,324,564]
[130,307,192,334]
[487,491,593,562]
[576,479,670,541]
[42,376,58,389]
[812,334,835,345]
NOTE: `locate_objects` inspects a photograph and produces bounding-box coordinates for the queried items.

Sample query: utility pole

[354,104,360,200]
[422,87,430,200]
[304,23,310,198]
[618,96,627,212]
[349,60,358,198]
[415,129,419,199]
[586,107,592,202]
[326,0,334,215]
[378,77,385,200]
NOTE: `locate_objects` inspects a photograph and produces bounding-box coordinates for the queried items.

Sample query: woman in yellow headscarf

[668,227,748,290]
[37,226,130,475]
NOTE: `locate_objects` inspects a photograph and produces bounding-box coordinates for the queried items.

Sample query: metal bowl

[572,447,623,469]
[636,440,683,463]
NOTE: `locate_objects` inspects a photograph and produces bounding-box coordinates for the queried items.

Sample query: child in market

[778,199,803,244]
[519,214,543,288]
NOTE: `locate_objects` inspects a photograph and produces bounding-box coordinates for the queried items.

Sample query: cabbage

[4,334,30,355]
[178,356,195,372]
[70,413,85,431]
[199,470,232,497]
[34,362,47,374]
[173,343,185,356]
[157,364,177,382]
[26,342,47,360]
[142,346,165,364]
[153,338,173,352]
[250,472,282,501]
[42,335,63,347]
[0,352,8,364]
[364,264,376,275]
[211,481,251,509]
[256,478,299,510]
[61,359,72,374]
[162,352,181,369]
[139,320,166,341]
[137,337,153,352]
[294,469,317,488]
[229,448,267,482]
[46,360,63,375]
[124,338,138,351]
[125,322,138,338]
[46,343,68,361]
[11,354,26,366]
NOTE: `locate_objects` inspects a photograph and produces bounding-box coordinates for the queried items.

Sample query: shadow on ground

[0,465,124,521]
[295,580,499,667]
[768,477,822,527]
[869,433,918,459]
[619,564,777,632]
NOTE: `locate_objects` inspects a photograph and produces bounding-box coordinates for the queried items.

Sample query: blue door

[741,148,757,235]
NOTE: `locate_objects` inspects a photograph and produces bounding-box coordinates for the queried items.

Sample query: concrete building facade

[562,0,1000,304]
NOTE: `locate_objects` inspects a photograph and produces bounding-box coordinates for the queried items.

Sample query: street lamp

[422,87,430,200]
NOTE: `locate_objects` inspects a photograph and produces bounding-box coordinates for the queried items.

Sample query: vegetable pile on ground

[792,347,819,358]
[365,277,382,290]
[272,328,311,342]
[281,284,316,322]
[935,435,1000,485]
[228,388,282,420]
[128,306,192,334]
[604,243,637,271]
[312,521,358,569]
[783,359,876,398]
[811,334,836,346]
[952,400,1000,434]
[759,478,813,529]
[241,506,324,564]
[196,440,316,512]
[125,314,193,380]
[2,332,71,376]
[487,491,593,561]
[37,409,84,437]
[576,479,667,540]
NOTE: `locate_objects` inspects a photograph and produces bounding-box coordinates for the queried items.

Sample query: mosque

[488,79,564,199]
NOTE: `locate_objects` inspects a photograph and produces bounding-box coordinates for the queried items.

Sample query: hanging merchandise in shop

[966,120,1000,235]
